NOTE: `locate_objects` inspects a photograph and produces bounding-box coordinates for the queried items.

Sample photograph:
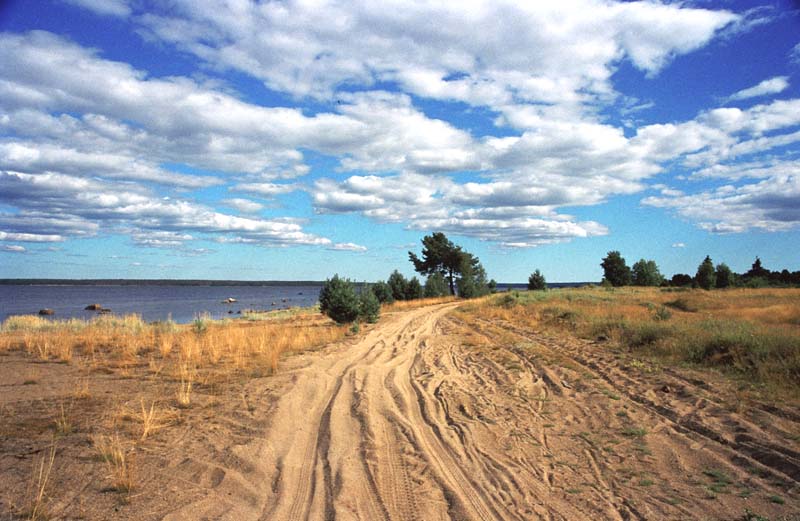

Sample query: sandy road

[165,303,799,521]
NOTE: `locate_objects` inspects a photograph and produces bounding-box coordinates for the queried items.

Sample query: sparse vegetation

[1,309,347,381]
[477,286,800,396]
[93,433,134,493]
[24,443,56,521]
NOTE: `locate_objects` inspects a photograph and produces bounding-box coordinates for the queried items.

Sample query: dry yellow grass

[0,311,348,382]
[92,433,134,493]
[383,295,457,312]
[468,287,800,395]
[24,443,56,521]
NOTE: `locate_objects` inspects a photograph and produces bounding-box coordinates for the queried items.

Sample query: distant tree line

[599,251,800,290]
[319,232,497,323]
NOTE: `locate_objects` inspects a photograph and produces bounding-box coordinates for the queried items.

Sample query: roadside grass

[466,287,800,397]
[0,311,348,382]
[383,295,457,312]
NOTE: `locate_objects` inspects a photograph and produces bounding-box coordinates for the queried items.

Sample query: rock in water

[85,303,102,310]
[39,309,54,316]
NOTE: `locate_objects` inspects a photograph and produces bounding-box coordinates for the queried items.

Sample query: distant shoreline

[0,279,594,288]
[0,279,324,287]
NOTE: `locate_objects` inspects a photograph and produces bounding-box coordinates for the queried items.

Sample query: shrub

[653,306,672,321]
[632,259,664,286]
[371,281,394,304]
[359,287,381,323]
[715,263,733,288]
[601,251,631,287]
[621,322,673,348]
[497,293,519,308]
[670,273,694,287]
[387,270,408,301]
[457,254,491,298]
[528,269,547,291]
[319,275,361,324]
[405,276,424,300]
[665,297,698,312]
[424,272,449,297]
[695,255,716,290]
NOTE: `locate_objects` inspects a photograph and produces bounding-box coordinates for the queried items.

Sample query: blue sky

[0,0,799,282]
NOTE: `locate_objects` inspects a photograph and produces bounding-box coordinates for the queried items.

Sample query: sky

[0,0,799,282]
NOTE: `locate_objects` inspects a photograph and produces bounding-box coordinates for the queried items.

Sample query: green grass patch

[622,427,647,437]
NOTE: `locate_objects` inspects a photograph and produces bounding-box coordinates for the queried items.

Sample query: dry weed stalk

[93,433,134,493]
[139,398,160,441]
[54,402,71,436]
[73,379,91,400]
[176,363,195,407]
[25,443,56,521]
[177,378,193,408]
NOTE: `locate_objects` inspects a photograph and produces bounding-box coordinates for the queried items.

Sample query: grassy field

[464,286,800,398]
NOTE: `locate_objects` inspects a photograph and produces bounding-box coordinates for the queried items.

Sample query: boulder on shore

[99,308,112,314]
[39,309,54,316]
[85,303,102,310]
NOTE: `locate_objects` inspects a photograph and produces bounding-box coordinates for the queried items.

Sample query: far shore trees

[528,270,546,290]
[632,259,664,286]
[601,251,631,287]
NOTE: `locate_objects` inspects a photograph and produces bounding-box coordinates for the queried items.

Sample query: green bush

[405,276,424,300]
[359,287,381,323]
[653,306,672,321]
[695,255,716,290]
[621,322,673,348]
[387,270,408,301]
[424,272,449,297]
[497,293,519,308]
[665,297,697,312]
[528,269,547,291]
[371,281,394,304]
[319,275,361,324]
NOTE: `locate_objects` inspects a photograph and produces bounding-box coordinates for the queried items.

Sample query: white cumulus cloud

[728,76,790,101]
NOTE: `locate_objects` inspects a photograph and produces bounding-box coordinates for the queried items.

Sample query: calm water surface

[0,284,323,324]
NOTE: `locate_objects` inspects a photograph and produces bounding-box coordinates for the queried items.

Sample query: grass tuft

[24,443,56,521]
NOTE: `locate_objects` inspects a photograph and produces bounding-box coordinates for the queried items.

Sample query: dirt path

[155,303,798,520]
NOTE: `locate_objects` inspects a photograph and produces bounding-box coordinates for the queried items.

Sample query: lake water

[0,284,323,324]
